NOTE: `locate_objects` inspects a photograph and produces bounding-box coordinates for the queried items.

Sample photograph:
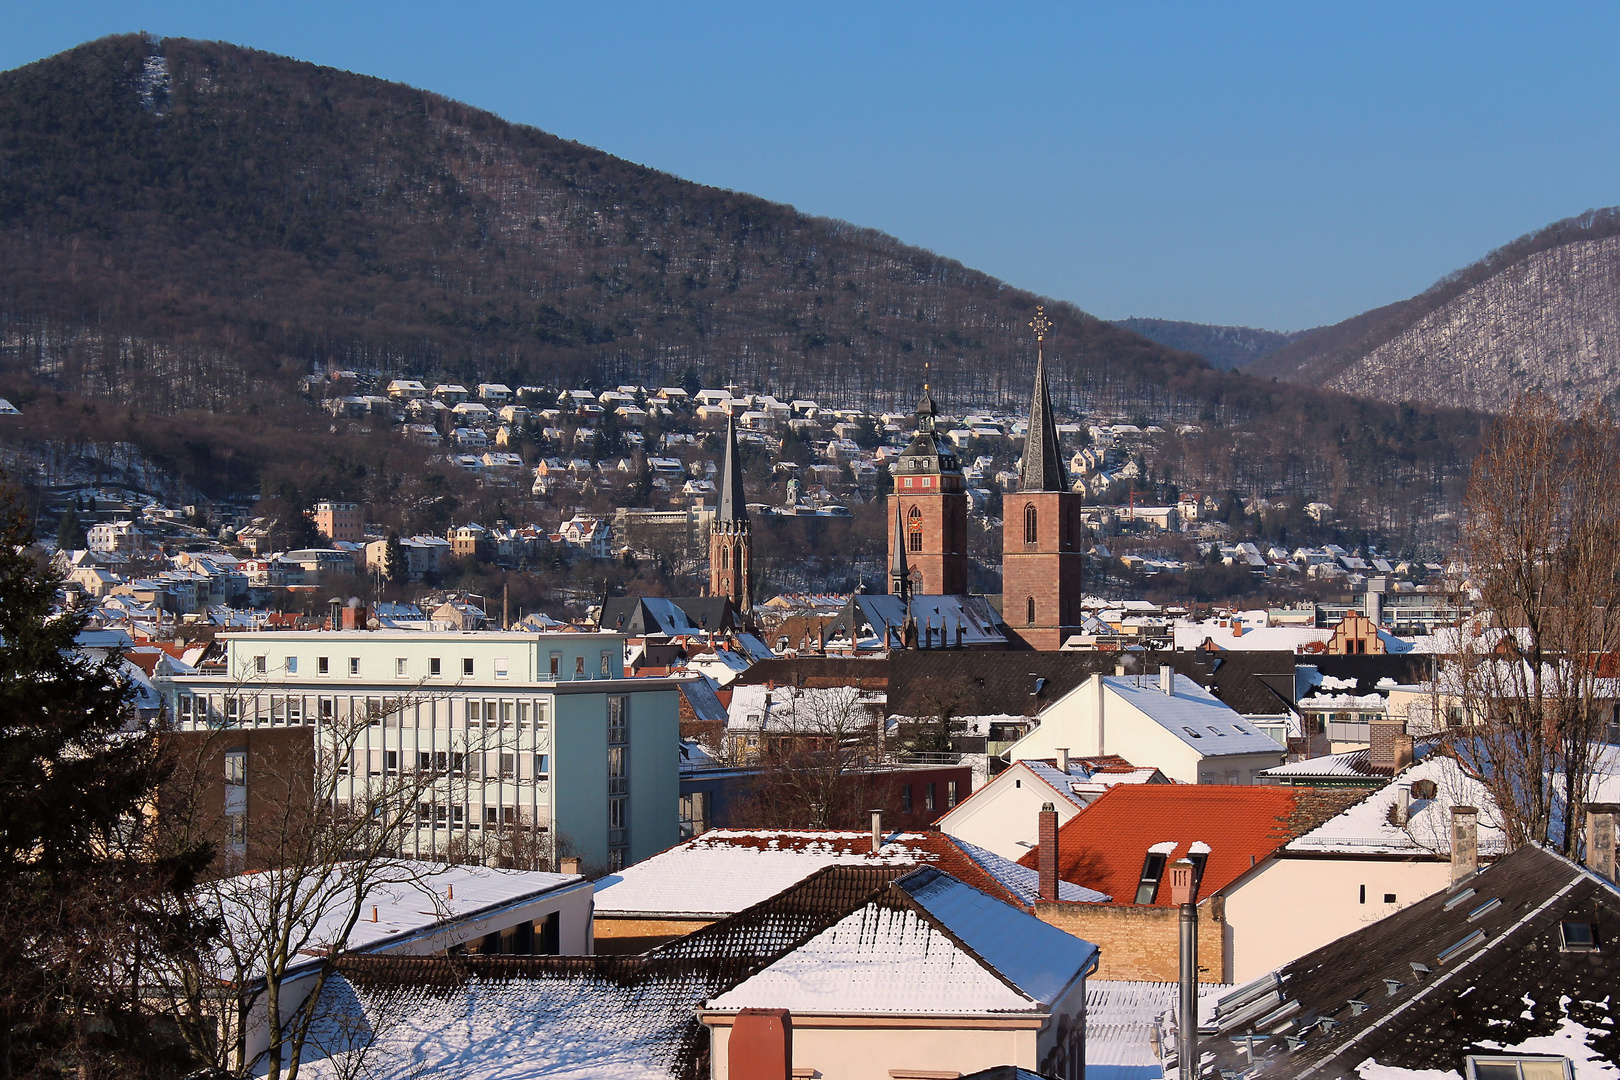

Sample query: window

[226,814,247,847]
[1024,503,1038,545]
[224,696,240,722]
[468,700,482,722]
[348,657,360,676]
[1134,853,1168,905]
[550,652,561,678]
[462,657,474,677]
[318,656,330,676]
[430,657,442,678]
[1188,851,1208,894]
[1027,596,1036,625]
[384,750,398,773]
[908,506,923,552]
[575,656,586,678]
[947,779,958,808]
[254,655,267,675]
[608,746,628,794]
[608,697,629,744]
[396,658,408,677]
[720,546,729,569]
[493,657,510,679]
[679,791,710,839]
[500,753,515,778]
[318,697,335,720]
[534,753,550,780]
[1384,892,1398,904]
[901,785,913,812]
[285,656,298,674]
[1560,920,1597,952]
[925,782,936,812]
[224,751,246,785]
[599,651,611,676]
[1182,726,1203,739]
[1465,1056,1574,1080]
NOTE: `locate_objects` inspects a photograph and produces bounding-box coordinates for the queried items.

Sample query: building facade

[162,630,681,871]
[312,501,363,545]
[886,390,968,597]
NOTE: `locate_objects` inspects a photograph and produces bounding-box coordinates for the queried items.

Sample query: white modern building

[163,629,681,871]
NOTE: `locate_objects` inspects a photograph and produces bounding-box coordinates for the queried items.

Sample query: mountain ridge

[1245,207,1620,411]
[1112,318,1310,371]
[0,34,1478,535]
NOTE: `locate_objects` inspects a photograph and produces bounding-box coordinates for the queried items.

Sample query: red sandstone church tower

[1003,306,1085,650]
[887,388,968,596]
[708,413,753,613]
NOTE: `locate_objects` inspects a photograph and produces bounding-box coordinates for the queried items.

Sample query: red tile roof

[1017,784,1362,907]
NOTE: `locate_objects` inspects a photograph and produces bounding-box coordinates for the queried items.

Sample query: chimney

[559,856,582,876]
[1392,733,1415,772]
[1365,576,1387,626]
[1394,784,1411,826]
[1169,857,1198,906]
[1038,802,1059,902]
[1115,661,1128,677]
[1055,746,1071,774]
[1368,716,1406,772]
[371,905,378,923]
[1585,803,1619,881]
[870,809,884,853]
[729,1008,792,1080]
[1160,664,1174,696]
[1451,806,1479,884]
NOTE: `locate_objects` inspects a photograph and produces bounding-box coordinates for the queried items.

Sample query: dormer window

[1134,852,1168,905]
[1560,920,1597,952]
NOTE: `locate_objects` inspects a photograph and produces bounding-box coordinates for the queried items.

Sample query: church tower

[709,413,753,612]
[1003,306,1085,650]
[887,388,968,596]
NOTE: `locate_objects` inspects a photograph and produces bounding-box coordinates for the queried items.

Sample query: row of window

[341,750,550,780]
[176,693,552,729]
[899,780,958,813]
[249,651,615,680]
[413,802,544,829]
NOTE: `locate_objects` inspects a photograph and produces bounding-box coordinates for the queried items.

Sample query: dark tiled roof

[736,655,892,689]
[1303,653,1434,694]
[1195,845,1620,1078]
[886,650,1300,720]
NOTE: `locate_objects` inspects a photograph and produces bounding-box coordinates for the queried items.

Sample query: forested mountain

[1112,318,1308,371]
[1246,209,1620,412]
[0,35,1480,536]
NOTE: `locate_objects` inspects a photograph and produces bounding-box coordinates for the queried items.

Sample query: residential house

[432,383,469,404]
[477,383,513,404]
[559,514,613,559]
[1005,668,1286,784]
[1021,784,1361,983]
[937,754,1168,860]
[384,379,428,401]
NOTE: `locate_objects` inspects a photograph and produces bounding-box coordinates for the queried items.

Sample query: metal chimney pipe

[870,809,883,853]
[1179,900,1198,1080]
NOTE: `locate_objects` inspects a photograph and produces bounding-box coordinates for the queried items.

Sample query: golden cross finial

[1029,306,1053,343]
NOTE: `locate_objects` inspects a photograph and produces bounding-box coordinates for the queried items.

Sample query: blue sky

[5,2,1620,330]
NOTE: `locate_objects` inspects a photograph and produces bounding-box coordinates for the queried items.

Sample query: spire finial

[1029,305,1053,356]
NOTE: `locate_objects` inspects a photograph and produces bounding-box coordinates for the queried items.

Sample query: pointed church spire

[889,499,911,600]
[717,411,748,522]
[1019,306,1070,493]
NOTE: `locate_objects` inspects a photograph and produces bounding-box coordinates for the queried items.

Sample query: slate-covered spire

[1019,306,1070,493]
[889,499,911,600]
[717,411,748,522]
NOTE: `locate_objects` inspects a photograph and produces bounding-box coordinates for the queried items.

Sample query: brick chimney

[1586,803,1619,881]
[1169,857,1199,906]
[1451,806,1479,884]
[1038,802,1059,902]
[729,1008,791,1080]
[1369,715,1406,772]
[1392,733,1415,773]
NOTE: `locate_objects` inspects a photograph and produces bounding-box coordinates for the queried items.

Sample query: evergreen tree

[0,479,212,1074]
[54,507,86,551]
[383,532,407,584]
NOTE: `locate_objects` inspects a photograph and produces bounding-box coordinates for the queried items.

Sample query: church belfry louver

[708,412,753,613]
[1002,306,1085,650]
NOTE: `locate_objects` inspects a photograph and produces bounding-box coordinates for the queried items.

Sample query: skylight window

[1134,852,1167,905]
[1437,928,1486,964]
[1465,1056,1574,1080]
[1182,726,1203,739]
[1559,920,1597,952]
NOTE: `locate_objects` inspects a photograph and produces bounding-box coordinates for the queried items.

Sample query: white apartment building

[162,630,681,871]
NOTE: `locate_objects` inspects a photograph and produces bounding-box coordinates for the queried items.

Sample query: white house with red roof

[1006,668,1286,784]
[936,753,1168,860]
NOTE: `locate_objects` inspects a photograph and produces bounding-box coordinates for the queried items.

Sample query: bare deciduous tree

[1457,394,1620,854]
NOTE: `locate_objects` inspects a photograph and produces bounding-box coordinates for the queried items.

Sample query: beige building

[311,501,362,544]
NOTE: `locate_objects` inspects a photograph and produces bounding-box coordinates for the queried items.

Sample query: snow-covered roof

[706,867,1097,1015]
[1102,674,1284,756]
[592,830,938,918]
[1086,980,1228,1079]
